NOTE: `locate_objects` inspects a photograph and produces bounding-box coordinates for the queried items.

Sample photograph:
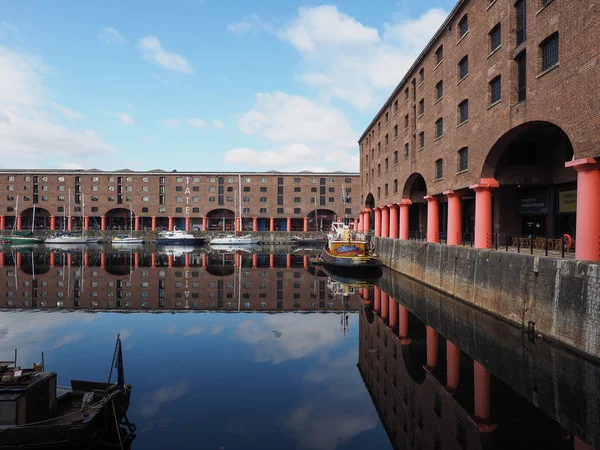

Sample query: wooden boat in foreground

[318,221,382,270]
[0,336,136,449]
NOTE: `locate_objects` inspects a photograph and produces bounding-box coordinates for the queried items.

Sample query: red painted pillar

[269,217,275,232]
[566,158,600,261]
[425,195,440,243]
[447,341,460,393]
[49,252,55,268]
[286,254,291,268]
[389,205,399,239]
[389,297,398,330]
[151,216,157,231]
[303,255,308,268]
[303,217,308,232]
[444,190,462,245]
[269,254,274,268]
[186,217,191,232]
[67,216,72,231]
[354,217,359,230]
[84,252,89,267]
[168,216,174,231]
[374,208,382,237]
[381,292,389,322]
[399,200,411,239]
[101,216,106,231]
[381,206,389,238]
[236,217,241,232]
[363,287,370,301]
[374,287,381,312]
[84,216,89,231]
[168,254,173,268]
[399,305,409,339]
[469,178,499,249]
[151,253,156,268]
[49,216,55,231]
[134,216,140,231]
[358,212,364,232]
[286,217,291,232]
[425,326,438,371]
[363,209,372,233]
[252,253,258,268]
[235,253,241,268]
[201,253,206,268]
[202,216,207,231]
[474,361,491,423]
[16,216,22,230]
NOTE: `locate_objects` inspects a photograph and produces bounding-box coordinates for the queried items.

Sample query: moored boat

[209,234,259,245]
[112,235,144,245]
[319,221,382,270]
[3,231,43,245]
[45,232,88,244]
[156,227,205,245]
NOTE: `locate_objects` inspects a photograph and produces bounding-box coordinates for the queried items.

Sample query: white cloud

[52,102,86,121]
[140,381,190,418]
[183,326,205,336]
[224,144,319,169]
[124,102,135,110]
[227,14,273,35]
[185,118,206,128]
[0,22,24,43]
[212,119,225,130]
[113,112,135,126]
[161,118,179,128]
[97,27,126,44]
[137,36,194,74]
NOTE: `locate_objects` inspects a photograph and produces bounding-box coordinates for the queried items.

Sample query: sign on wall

[558,189,577,213]
[518,192,549,215]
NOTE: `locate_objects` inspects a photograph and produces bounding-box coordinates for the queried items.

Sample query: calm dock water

[0,245,597,449]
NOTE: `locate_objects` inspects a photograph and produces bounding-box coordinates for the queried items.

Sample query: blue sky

[0,0,454,172]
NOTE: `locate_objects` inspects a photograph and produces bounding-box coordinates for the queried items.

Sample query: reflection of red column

[381,292,389,321]
[49,216,55,231]
[16,216,22,230]
[269,254,274,268]
[286,254,291,268]
[151,253,156,268]
[201,253,206,268]
[235,252,240,268]
[446,341,460,393]
[389,297,398,330]
[151,216,157,231]
[101,253,106,268]
[425,195,440,243]
[565,158,600,261]
[168,254,173,267]
[389,205,399,239]
[252,253,258,268]
[236,217,241,232]
[374,208,381,237]
[16,253,22,266]
[470,179,499,249]
[84,216,89,231]
[444,191,462,245]
[303,255,308,268]
[474,361,491,423]
[253,217,258,231]
[134,216,139,231]
[49,252,55,268]
[67,252,72,267]
[286,217,291,232]
[101,216,106,231]
[135,253,140,268]
[202,217,207,231]
[84,252,89,267]
[425,326,438,371]
[381,206,389,238]
[399,305,409,341]
[168,216,174,231]
[399,200,411,239]
[0,252,4,267]
[374,287,381,312]
[303,217,308,232]
[269,217,274,232]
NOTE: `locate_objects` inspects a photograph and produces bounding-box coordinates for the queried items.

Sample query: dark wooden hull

[321,249,382,269]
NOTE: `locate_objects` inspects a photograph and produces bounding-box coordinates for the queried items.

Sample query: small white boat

[85,237,102,244]
[112,235,144,245]
[45,233,88,244]
[157,245,197,257]
[209,234,259,245]
[156,227,205,245]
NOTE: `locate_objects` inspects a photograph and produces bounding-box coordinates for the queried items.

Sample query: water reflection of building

[0,250,356,312]
[357,286,594,450]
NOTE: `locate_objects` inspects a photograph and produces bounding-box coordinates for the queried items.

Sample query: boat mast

[68,188,71,232]
[238,174,242,233]
[32,203,36,233]
[130,203,133,237]
[13,195,18,232]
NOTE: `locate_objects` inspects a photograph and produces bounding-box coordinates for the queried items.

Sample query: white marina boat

[45,233,88,244]
[209,234,260,245]
[156,227,205,245]
[112,235,144,245]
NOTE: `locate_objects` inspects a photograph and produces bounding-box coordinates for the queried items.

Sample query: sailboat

[4,196,43,245]
[210,175,259,246]
[112,204,144,244]
[45,190,88,244]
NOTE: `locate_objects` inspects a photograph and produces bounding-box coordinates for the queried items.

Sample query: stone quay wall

[375,237,600,360]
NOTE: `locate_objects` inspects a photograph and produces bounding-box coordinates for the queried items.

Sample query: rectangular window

[436,45,443,64]
[418,67,424,83]
[294,187,301,192]
[515,0,526,46]
[405,87,409,100]
[277,207,284,214]
[394,124,398,138]
[394,151,398,164]
[404,114,409,129]
[490,24,501,53]
[516,51,527,101]
[294,177,301,183]
[459,56,469,80]
[260,197,267,202]
[393,179,398,193]
[385,134,389,145]
[419,132,425,150]
[436,80,443,100]
[176,207,183,213]
[404,143,409,159]
[435,159,443,180]
[294,208,301,214]
[458,14,468,38]
[260,187,267,192]
[394,99,399,112]
[260,208,267,213]
[384,183,389,197]
[435,118,443,138]
[294,197,301,203]
[458,147,469,172]
[419,99,424,115]
[385,158,388,171]
[458,100,469,124]
[377,142,381,153]
[541,33,559,72]
[490,76,502,104]
[377,164,381,175]
[142,196,149,202]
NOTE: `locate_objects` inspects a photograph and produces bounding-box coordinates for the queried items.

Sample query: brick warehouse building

[0,170,358,233]
[358,0,600,261]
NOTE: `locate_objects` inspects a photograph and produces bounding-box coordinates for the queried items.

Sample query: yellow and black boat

[319,221,382,270]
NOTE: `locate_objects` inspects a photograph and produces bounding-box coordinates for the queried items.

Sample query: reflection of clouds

[0,311,97,363]
[140,381,190,418]
[183,326,205,336]
[51,331,87,350]
[211,324,224,335]
[160,324,179,335]
[119,328,134,340]
[235,314,346,364]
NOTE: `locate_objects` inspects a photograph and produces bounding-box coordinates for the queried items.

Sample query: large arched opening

[105,208,135,231]
[402,174,429,239]
[307,209,338,232]
[206,209,235,231]
[482,121,575,241]
[364,193,375,230]
[20,207,51,230]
